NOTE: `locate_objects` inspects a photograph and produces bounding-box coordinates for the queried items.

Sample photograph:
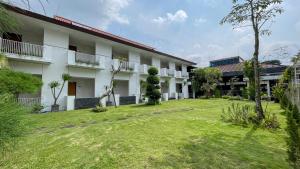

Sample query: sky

[8,0,300,66]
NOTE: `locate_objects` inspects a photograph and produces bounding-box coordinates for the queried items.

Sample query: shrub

[228,96,242,100]
[280,94,289,109]
[0,94,27,152]
[241,88,248,99]
[221,103,254,126]
[0,68,42,97]
[272,83,285,103]
[222,95,230,99]
[31,104,44,114]
[286,109,300,168]
[263,112,280,129]
[146,67,161,105]
[92,105,108,113]
[214,89,221,98]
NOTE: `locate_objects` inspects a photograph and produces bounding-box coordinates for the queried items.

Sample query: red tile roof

[2,3,196,65]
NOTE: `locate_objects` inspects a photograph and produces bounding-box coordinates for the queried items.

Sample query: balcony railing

[168,69,176,77]
[75,52,99,65]
[15,97,41,107]
[113,59,135,72]
[0,38,43,57]
[140,64,149,74]
[176,71,182,78]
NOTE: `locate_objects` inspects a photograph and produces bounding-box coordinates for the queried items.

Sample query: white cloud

[96,0,131,29]
[153,10,188,24]
[194,18,207,25]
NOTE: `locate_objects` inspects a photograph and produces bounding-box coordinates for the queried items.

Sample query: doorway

[68,82,76,96]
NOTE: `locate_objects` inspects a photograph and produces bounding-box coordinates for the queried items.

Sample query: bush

[92,105,108,113]
[264,112,280,129]
[31,104,44,114]
[286,109,300,168]
[280,94,289,109]
[228,96,242,100]
[241,88,248,99]
[146,67,161,105]
[221,103,254,126]
[222,95,230,99]
[214,89,221,98]
[0,94,27,152]
[272,84,285,103]
[148,67,158,75]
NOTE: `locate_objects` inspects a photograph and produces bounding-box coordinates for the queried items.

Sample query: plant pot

[51,104,59,112]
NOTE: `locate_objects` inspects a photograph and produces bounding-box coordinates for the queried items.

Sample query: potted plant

[49,73,71,112]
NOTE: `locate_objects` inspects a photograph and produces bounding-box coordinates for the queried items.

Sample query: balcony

[168,69,176,77]
[112,59,137,73]
[139,64,149,75]
[175,71,182,79]
[182,72,189,78]
[67,50,104,69]
[0,38,51,64]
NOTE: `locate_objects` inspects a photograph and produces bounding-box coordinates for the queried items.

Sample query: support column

[41,28,69,111]
[129,51,140,104]
[266,80,271,98]
[95,42,112,106]
[169,62,176,99]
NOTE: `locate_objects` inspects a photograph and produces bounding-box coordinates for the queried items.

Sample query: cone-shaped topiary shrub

[146,67,161,105]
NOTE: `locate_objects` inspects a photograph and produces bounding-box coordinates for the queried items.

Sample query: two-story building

[0,3,196,111]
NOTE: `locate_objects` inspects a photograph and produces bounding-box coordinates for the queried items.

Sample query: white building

[0,4,196,111]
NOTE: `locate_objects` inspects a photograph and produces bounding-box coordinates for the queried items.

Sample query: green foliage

[91,105,108,113]
[263,108,280,129]
[148,66,158,75]
[0,68,42,97]
[272,83,285,103]
[286,109,300,168]
[243,61,255,84]
[146,67,161,105]
[228,96,242,101]
[221,103,254,126]
[281,67,293,83]
[241,88,248,99]
[0,94,27,152]
[192,67,221,98]
[222,95,230,99]
[0,53,8,68]
[280,94,289,109]
[31,104,44,114]
[0,4,18,33]
[214,89,221,98]
[49,73,71,107]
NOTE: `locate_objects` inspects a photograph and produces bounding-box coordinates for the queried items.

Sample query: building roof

[2,3,196,65]
[214,60,287,77]
[210,56,244,63]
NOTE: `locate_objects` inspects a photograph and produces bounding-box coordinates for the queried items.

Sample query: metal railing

[120,61,134,71]
[16,97,41,107]
[0,38,43,57]
[75,52,99,65]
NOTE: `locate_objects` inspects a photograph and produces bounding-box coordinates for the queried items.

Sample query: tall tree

[221,0,283,120]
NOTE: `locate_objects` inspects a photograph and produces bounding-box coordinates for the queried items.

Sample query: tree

[146,67,161,105]
[49,74,71,112]
[221,0,283,120]
[192,68,206,97]
[244,60,255,100]
[291,51,300,65]
[202,67,222,98]
[0,68,42,98]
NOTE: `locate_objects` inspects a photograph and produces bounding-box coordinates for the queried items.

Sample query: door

[68,82,76,96]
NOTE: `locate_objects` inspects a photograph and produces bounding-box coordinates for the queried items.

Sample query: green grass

[0,99,290,169]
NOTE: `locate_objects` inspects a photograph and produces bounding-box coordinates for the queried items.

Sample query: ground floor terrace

[9,60,189,111]
[0,99,289,169]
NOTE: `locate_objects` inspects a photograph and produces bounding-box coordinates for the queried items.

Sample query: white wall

[114,80,129,96]
[70,78,95,98]
[95,42,112,105]
[41,28,69,111]
[9,60,43,75]
[169,62,176,97]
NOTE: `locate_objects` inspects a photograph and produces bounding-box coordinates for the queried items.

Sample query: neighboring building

[210,56,287,98]
[295,60,300,85]
[0,4,196,111]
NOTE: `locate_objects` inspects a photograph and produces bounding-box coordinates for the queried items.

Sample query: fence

[16,98,41,107]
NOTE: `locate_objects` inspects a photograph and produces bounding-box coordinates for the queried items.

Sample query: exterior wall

[70,77,95,98]
[6,17,194,110]
[41,28,69,111]
[168,62,176,97]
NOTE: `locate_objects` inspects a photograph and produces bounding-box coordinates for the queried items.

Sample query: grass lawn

[1,99,290,169]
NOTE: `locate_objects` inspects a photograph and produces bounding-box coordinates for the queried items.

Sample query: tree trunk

[253,28,264,120]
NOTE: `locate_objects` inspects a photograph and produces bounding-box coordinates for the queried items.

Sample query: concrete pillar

[169,62,176,98]
[129,51,140,103]
[41,28,69,111]
[95,42,112,106]
[266,80,271,98]
[152,56,161,74]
